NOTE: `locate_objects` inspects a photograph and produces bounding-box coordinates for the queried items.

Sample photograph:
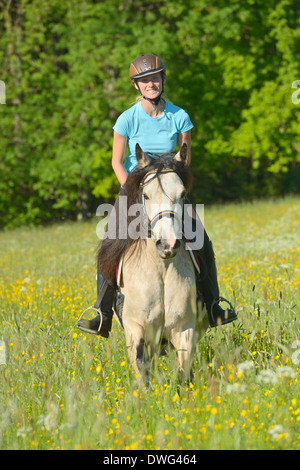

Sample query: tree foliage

[0,0,299,227]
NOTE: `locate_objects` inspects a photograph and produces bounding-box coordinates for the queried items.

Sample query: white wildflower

[226,383,246,394]
[237,361,254,373]
[276,366,296,379]
[268,425,289,440]
[256,369,278,384]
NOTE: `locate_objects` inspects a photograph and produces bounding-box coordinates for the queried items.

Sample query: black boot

[77,272,114,337]
[197,233,237,328]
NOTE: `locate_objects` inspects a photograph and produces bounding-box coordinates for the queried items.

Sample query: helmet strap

[135,78,165,107]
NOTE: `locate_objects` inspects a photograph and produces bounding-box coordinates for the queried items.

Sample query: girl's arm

[178,130,191,166]
[112,131,128,186]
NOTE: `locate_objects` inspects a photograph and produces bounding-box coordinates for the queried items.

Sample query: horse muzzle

[156,238,181,259]
[148,208,183,258]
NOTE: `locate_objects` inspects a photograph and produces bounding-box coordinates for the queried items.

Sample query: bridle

[139,168,183,237]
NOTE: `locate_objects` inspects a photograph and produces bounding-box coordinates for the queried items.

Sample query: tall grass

[0,196,299,450]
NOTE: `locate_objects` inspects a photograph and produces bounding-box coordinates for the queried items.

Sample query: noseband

[139,169,183,235]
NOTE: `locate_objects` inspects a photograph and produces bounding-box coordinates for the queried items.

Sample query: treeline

[0,0,299,228]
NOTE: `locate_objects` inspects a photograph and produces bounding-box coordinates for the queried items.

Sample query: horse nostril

[156,239,180,252]
[156,240,171,253]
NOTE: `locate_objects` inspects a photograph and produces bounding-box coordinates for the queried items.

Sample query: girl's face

[134,73,163,100]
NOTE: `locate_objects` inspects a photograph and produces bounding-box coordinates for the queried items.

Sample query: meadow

[0,196,299,450]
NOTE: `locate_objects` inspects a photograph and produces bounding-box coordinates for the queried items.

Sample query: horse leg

[170,326,195,384]
[136,338,151,388]
[123,320,150,387]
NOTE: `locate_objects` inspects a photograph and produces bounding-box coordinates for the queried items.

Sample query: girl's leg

[198,232,237,327]
[77,191,126,337]
[184,199,237,327]
[76,267,115,337]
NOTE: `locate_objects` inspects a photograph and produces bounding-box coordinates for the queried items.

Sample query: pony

[98,144,209,386]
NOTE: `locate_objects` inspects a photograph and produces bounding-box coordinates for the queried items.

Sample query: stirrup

[76,306,103,335]
[210,296,237,327]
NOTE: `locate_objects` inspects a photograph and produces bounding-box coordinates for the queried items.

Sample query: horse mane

[97,155,193,286]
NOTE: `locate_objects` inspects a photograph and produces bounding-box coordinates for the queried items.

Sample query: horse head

[136,143,188,259]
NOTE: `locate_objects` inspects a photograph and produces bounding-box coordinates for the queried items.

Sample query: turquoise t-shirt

[113,100,194,173]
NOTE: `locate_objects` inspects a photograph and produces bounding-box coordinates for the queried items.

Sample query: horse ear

[174,143,187,162]
[136,143,150,168]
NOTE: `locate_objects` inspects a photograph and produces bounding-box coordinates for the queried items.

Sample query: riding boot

[197,232,237,328]
[77,272,114,337]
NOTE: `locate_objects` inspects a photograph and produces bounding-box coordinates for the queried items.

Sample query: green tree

[0,0,299,228]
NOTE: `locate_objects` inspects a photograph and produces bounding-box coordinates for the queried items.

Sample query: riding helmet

[129,54,166,82]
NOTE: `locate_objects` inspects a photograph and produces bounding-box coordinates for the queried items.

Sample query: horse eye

[180,190,187,199]
[143,193,149,200]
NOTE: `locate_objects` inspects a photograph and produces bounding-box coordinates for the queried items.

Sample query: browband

[140,168,176,187]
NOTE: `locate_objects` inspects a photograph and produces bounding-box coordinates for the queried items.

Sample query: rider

[77,54,237,336]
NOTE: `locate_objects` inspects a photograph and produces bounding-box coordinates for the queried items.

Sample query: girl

[77,54,236,336]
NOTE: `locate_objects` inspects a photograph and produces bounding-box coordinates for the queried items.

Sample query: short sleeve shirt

[113,100,193,173]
